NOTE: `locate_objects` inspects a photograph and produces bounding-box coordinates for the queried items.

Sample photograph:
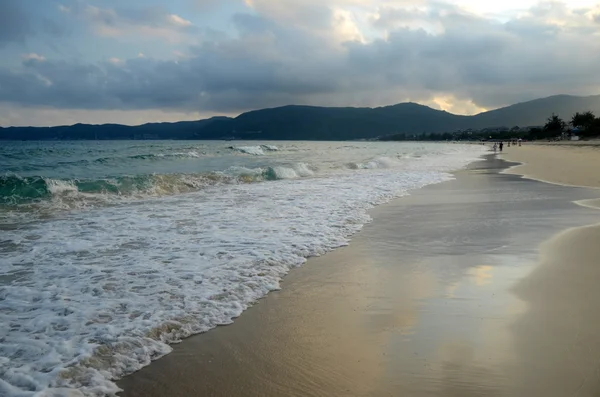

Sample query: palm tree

[544,114,566,133]
[571,111,596,131]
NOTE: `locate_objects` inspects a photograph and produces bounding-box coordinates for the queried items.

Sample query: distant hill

[193,103,470,141]
[2,95,600,140]
[469,95,600,129]
[0,117,231,141]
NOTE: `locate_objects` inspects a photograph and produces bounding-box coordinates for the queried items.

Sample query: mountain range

[2,94,600,141]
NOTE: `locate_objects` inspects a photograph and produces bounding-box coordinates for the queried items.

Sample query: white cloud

[3,0,600,126]
[22,53,46,61]
[332,8,366,42]
[68,4,196,43]
[168,14,193,27]
[241,0,366,45]
[424,95,488,115]
[450,0,600,16]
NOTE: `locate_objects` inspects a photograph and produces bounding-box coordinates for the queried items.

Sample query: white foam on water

[232,146,265,155]
[292,163,314,177]
[363,156,401,169]
[268,163,315,179]
[0,146,485,396]
[270,166,297,179]
[348,156,402,170]
[44,179,78,195]
[171,151,202,158]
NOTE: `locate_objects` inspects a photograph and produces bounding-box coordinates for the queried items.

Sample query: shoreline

[501,143,600,396]
[119,153,600,396]
[508,220,600,396]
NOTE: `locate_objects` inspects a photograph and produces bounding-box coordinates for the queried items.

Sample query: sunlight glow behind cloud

[0,0,599,125]
[453,0,599,15]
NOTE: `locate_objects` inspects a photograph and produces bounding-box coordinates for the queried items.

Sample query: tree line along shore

[380,111,600,142]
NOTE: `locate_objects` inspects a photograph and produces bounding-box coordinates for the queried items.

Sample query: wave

[0,163,316,211]
[128,151,203,160]
[346,156,402,170]
[261,163,315,180]
[62,151,205,166]
[0,149,465,217]
[0,145,487,396]
[0,152,418,212]
[229,145,279,156]
[0,155,483,396]
[0,174,225,208]
[2,151,209,172]
[230,146,264,155]
[1,175,50,204]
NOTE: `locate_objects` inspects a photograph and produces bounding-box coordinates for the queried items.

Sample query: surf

[0,142,486,396]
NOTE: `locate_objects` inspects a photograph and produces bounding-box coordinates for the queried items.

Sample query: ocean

[0,140,485,396]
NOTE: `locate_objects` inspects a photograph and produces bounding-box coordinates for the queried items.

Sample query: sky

[0,0,599,126]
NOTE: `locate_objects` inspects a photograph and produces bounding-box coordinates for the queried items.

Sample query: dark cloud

[357,4,600,107]
[0,1,599,114]
[0,0,68,49]
[41,17,68,37]
[0,0,31,46]
[64,3,197,36]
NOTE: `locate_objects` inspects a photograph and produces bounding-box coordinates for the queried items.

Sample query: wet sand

[119,155,600,397]
[510,222,600,396]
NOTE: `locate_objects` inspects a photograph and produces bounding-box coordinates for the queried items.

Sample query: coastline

[118,153,600,396]
[500,143,600,394]
[508,220,600,396]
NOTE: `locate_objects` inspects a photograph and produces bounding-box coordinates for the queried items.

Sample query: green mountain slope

[2,95,600,140]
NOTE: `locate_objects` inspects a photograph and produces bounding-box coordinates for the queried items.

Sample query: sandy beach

[501,143,600,188]
[119,150,600,397]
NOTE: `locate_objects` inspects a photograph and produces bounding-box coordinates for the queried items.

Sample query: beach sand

[119,153,600,397]
[501,143,600,188]
[510,222,600,396]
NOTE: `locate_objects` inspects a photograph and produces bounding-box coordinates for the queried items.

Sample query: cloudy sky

[1,0,599,126]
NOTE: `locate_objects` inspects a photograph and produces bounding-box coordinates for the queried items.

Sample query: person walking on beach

[499,142,504,152]
[493,142,497,152]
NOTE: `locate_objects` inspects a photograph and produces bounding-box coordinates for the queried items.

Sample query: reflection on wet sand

[120,157,600,397]
[372,253,528,396]
[120,236,436,396]
[470,265,493,286]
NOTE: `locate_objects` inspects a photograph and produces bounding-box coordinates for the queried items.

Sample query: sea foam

[0,146,484,396]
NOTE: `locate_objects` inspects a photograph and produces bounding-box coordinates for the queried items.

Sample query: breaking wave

[0,142,486,396]
[66,151,204,166]
[1,162,316,212]
[229,145,279,155]
[346,156,401,170]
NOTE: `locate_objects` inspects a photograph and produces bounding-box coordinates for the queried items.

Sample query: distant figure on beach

[518,138,522,146]
[493,142,497,152]
[499,142,504,152]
